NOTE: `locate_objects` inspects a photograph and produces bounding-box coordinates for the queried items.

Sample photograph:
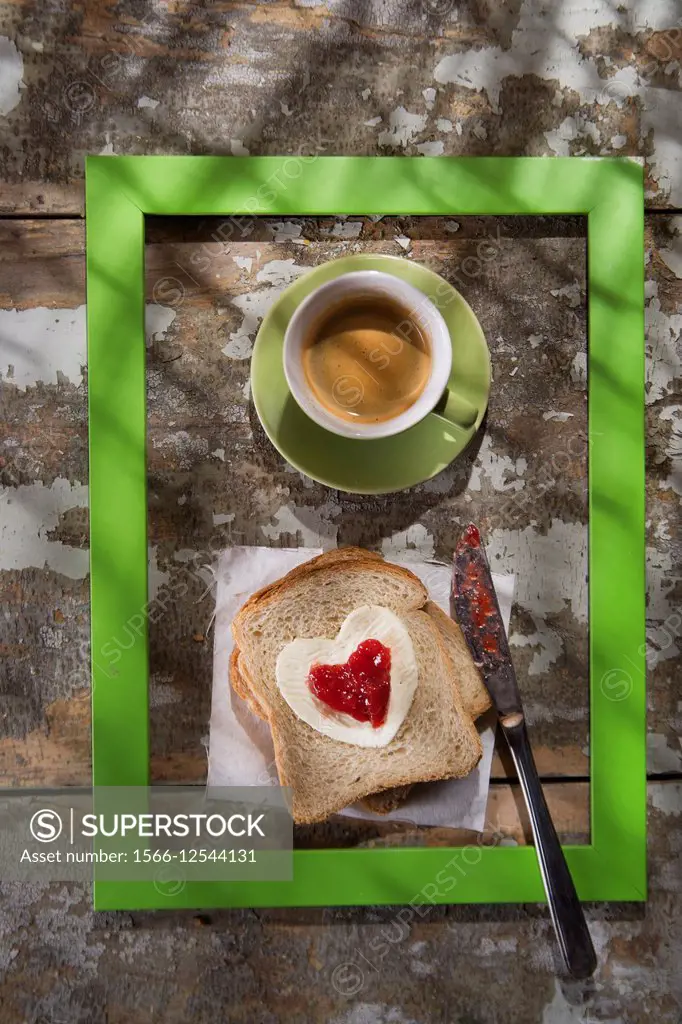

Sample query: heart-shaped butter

[275,605,418,747]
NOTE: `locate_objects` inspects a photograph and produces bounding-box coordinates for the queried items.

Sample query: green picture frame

[85,155,646,911]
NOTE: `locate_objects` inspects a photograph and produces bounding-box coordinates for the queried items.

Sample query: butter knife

[452,523,597,980]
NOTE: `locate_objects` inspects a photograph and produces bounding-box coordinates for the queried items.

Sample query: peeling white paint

[582,120,601,145]
[363,115,382,127]
[645,281,682,403]
[659,218,682,278]
[650,783,682,817]
[525,703,588,726]
[232,255,253,274]
[551,281,582,308]
[270,221,302,243]
[0,478,88,579]
[149,681,181,707]
[445,220,460,233]
[0,37,24,115]
[323,221,364,239]
[416,140,444,156]
[658,405,682,496]
[330,1005,419,1024]
[137,95,159,109]
[510,616,564,675]
[230,139,250,156]
[477,936,518,955]
[223,260,309,359]
[432,0,682,203]
[472,121,487,141]
[211,448,225,462]
[542,979,591,1023]
[99,132,115,156]
[151,431,210,469]
[436,118,453,132]
[395,235,412,251]
[543,411,574,422]
[529,334,544,349]
[571,352,587,387]
[0,306,86,390]
[213,512,235,526]
[611,133,627,149]
[39,624,65,649]
[422,87,436,109]
[643,87,682,205]
[260,502,340,548]
[488,520,588,622]
[654,518,671,544]
[257,260,308,288]
[382,524,435,561]
[361,88,371,100]
[280,101,293,116]
[433,1,642,113]
[145,304,177,346]
[645,543,680,667]
[544,115,601,156]
[410,960,435,976]
[469,435,527,493]
[148,545,170,601]
[172,549,198,564]
[648,733,682,773]
[377,106,427,149]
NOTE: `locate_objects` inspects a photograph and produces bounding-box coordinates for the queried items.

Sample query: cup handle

[431,387,479,430]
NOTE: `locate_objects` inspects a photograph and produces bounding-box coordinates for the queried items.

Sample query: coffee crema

[301,296,431,424]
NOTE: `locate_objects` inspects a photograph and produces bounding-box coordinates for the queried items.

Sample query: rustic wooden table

[0,3,680,1022]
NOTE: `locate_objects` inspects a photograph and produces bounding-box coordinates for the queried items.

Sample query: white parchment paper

[208,546,514,831]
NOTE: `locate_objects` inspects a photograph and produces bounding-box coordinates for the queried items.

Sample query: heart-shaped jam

[307,639,391,728]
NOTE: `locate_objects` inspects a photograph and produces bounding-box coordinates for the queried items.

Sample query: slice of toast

[228,548,490,815]
[424,601,491,719]
[230,643,405,814]
[232,600,491,722]
[232,554,482,823]
[229,548,412,815]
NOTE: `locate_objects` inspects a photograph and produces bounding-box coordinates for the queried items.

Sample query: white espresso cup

[283,270,477,440]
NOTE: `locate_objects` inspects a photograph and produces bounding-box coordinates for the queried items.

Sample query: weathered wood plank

[0,2,680,213]
[0,215,680,795]
[0,781,678,1024]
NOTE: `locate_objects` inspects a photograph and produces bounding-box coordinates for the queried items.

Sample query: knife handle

[501,713,597,980]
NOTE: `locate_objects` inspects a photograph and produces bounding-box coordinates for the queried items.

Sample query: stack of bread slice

[230,548,491,824]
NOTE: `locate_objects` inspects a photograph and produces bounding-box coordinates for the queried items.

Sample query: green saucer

[251,254,490,494]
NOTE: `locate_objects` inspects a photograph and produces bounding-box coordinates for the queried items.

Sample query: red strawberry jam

[307,639,391,728]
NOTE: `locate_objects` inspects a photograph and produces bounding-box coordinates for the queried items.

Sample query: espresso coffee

[301,296,431,424]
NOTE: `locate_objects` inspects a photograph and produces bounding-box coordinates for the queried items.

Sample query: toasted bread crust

[232,550,427,652]
[266,609,482,823]
[424,600,492,719]
[231,548,377,629]
[360,785,414,814]
[228,548,482,823]
[230,647,269,720]
[232,641,416,815]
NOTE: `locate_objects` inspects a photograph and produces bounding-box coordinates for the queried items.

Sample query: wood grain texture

[0,781,678,1023]
[1,215,680,797]
[0,166,680,1022]
[0,1,681,214]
